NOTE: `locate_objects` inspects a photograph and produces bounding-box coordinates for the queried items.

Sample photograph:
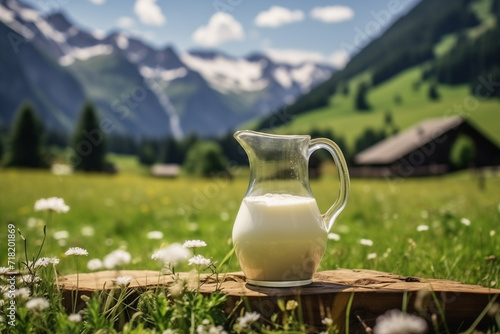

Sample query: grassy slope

[273,66,500,151]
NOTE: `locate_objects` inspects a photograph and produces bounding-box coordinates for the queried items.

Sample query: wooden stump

[60,269,500,333]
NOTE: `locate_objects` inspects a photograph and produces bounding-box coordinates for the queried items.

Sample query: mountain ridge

[0,0,335,139]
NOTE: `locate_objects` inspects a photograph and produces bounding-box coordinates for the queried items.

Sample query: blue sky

[24,0,420,67]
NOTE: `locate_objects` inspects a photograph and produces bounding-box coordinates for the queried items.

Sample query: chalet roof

[151,164,180,177]
[355,116,464,165]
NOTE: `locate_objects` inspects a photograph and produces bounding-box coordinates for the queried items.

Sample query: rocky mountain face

[0,0,334,138]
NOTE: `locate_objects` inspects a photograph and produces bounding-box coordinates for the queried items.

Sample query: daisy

[188,254,211,266]
[103,249,131,269]
[327,233,341,241]
[34,257,59,268]
[237,312,260,328]
[183,240,207,248]
[68,313,82,323]
[53,230,69,240]
[373,309,427,334]
[114,276,132,286]
[87,258,103,271]
[65,247,88,256]
[147,231,164,240]
[26,297,49,311]
[416,225,429,232]
[151,243,192,267]
[21,275,41,284]
[360,238,374,246]
[460,218,471,226]
[34,197,69,213]
[15,287,31,300]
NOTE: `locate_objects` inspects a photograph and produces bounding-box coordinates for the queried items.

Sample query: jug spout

[234,130,312,197]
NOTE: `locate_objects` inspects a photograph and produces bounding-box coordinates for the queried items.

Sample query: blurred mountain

[0,0,334,138]
[255,0,500,130]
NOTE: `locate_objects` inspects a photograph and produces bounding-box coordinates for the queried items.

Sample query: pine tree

[428,82,440,101]
[72,102,106,171]
[5,103,46,168]
[354,82,371,111]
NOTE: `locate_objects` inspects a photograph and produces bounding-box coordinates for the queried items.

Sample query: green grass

[274,67,500,151]
[1,165,499,290]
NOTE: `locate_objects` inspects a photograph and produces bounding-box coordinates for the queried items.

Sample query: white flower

[65,247,88,256]
[367,253,377,260]
[237,311,260,328]
[327,233,340,241]
[87,258,103,271]
[152,243,192,267]
[373,309,427,334]
[53,230,69,240]
[21,275,41,284]
[103,249,131,269]
[490,230,496,237]
[183,239,207,248]
[460,218,471,226]
[114,276,132,286]
[34,197,69,213]
[196,319,227,334]
[321,317,333,326]
[360,238,373,246]
[147,231,164,240]
[0,267,9,274]
[51,164,72,176]
[416,225,429,232]
[15,287,31,300]
[188,255,211,266]
[68,313,82,322]
[81,226,95,236]
[34,257,59,268]
[26,297,49,311]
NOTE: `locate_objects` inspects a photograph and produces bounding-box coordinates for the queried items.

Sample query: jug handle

[308,138,350,232]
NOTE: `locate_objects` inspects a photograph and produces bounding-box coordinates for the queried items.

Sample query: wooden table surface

[60,269,500,333]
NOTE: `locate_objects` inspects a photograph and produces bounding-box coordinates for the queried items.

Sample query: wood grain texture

[60,269,500,333]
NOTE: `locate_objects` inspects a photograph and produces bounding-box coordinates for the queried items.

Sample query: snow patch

[140,66,188,81]
[116,34,129,49]
[59,44,113,66]
[181,53,267,93]
[273,67,293,88]
[291,63,331,92]
[0,4,15,23]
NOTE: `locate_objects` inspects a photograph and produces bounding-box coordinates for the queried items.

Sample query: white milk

[232,193,327,282]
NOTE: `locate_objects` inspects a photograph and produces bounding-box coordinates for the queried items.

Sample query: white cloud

[328,50,350,69]
[134,0,166,26]
[264,49,326,66]
[255,6,304,28]
[89,0,106,4]
[116,16,135,29]
[192,12,244,46]
[310,6,354,23]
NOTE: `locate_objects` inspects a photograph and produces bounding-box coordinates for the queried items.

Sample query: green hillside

[271,66,500,154]
[251,0,500,157]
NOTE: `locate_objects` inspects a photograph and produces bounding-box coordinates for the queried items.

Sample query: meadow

[271,67,500,152]
[1,157,499,291]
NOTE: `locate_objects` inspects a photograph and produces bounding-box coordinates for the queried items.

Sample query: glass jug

[232,130,350,287]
